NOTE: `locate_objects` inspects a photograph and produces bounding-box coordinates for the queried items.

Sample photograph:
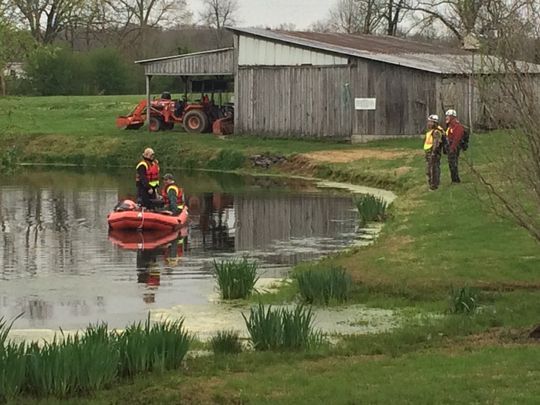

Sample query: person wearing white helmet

[445,109,465,183]
[136,147,160,208]
[424,114,444,190]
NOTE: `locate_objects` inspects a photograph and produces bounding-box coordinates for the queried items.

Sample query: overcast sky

[190,0,334,29]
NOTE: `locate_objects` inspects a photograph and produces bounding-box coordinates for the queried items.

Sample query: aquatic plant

[296,265,352,305]
[213,257,259,300]
[354,194,388,225]
[25,330,119,397]
[0,341,27,400]
[210,330,243,354]
[449,287,479,314]
[0,145,19,173]
[0,315,191,398]
[0,315,27,400]
[117,315,191,377]
[242,304,323,351]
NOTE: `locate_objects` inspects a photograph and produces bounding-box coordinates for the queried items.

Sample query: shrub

[213,258,259,300]
[210,330,243,354]
[355,194,388,226]
[449,287,479,314]
[296,265,352,305]
[208,149,246,170]
[242,304,323,351]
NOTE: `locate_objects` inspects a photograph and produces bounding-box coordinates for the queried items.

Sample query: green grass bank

[1,95,539,403]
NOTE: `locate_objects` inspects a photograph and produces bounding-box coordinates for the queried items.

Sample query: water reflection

[0,168,359,329]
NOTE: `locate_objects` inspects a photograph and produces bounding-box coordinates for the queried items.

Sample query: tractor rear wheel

[183,110,208,133]
[149,117,163,132]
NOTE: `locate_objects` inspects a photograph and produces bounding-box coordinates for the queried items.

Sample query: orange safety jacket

[161,184,184,210]
[136,159,160,187]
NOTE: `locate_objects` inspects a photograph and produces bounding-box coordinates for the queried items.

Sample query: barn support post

[146,75,152,131]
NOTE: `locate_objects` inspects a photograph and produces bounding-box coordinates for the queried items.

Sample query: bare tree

[468,0,540,243]
[199,0,239,47]
[10,0,87,44]
[328,0,384,34]
[406,0,485,41]
[107,0,190,54]
[383,0,409,36]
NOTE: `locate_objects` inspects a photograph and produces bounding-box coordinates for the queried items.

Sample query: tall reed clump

[213,257,259,300]
[25,330,120,397]
[117,316,191,377]
[355,194,388,226]
[449,287,479,314]
[296,265,352,305]
[210,330,243,355]
[0,315,191,399]
[0,316,27,400]
[243,304,323,351]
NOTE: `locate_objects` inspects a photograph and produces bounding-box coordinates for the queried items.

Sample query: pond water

[0,167,372,332]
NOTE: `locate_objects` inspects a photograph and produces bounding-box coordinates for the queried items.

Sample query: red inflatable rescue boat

[108,229,182,251]
[107,200,189,231]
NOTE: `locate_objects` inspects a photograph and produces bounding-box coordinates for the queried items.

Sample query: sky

[190,0,334,29]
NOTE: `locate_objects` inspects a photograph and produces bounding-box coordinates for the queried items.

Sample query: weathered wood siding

[439,75,540,129]
[143,49,234,76]
[236,65,353,139]
[350,60,439,138]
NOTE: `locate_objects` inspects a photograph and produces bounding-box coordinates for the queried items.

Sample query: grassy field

[1,95,539,403]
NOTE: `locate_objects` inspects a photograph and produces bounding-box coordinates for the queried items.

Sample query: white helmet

[428,114,439,123]
[143,147,155,159]
[445,109,457,117]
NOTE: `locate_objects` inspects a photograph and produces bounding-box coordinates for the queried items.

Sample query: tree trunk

[0,73,6,97]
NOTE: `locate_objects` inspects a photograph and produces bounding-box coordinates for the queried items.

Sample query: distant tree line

[0,0,238,95]
[2,0,540,96]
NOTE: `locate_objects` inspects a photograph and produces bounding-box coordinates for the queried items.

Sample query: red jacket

[446,120,464,153]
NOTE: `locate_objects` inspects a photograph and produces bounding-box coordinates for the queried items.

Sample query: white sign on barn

[354,98,376,110]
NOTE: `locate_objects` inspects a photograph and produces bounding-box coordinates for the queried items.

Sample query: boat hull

[107,208,188,231]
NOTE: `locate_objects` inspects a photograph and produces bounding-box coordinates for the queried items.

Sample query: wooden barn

[136,28,540,141]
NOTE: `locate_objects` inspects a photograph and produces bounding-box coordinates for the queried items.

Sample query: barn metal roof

[230,27,540,75]
[134,47,233,64]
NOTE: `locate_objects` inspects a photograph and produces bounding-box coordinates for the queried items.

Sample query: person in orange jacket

[161,173,184,215]
[136,148,160,208]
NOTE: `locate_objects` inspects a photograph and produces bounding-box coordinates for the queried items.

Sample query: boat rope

[138,207,145,230]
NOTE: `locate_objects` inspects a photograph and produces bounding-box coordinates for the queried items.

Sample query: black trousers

[448,149,461,183]
[137,186,155,209]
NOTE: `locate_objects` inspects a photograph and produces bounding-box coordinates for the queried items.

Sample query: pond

[0,167,382,333]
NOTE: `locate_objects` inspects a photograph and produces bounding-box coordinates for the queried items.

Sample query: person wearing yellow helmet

[424,114,444,190]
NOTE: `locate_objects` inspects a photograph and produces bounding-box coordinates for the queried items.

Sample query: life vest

[161,183,184,210]
[424,126,444,151]
[136,159,160,187]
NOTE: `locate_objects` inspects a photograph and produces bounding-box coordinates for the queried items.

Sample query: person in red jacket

[445,109,464,183]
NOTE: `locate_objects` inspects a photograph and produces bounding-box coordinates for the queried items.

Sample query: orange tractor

[116,92,234,135]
